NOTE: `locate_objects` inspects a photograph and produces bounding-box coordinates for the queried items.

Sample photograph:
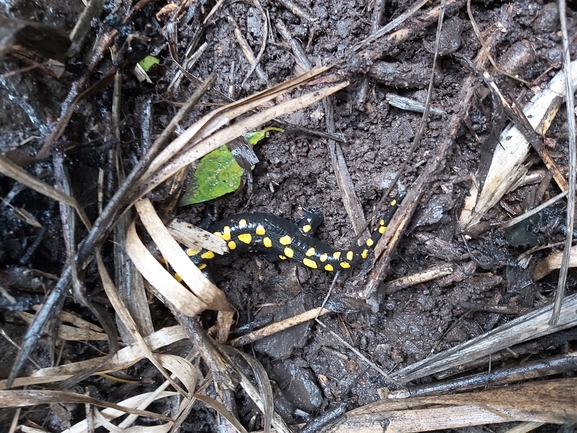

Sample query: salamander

[180,197,402,275]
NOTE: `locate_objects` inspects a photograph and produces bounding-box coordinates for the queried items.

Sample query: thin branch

[551,0,576,324]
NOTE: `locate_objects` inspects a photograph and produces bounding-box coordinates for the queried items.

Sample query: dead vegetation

[1,0,577,431]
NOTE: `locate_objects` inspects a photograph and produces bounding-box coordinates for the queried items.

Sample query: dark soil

[1,0,575,430]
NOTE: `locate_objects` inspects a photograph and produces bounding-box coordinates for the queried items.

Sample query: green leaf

[180,127,284,206]
[179,145,244,205]
[138,55,160,72]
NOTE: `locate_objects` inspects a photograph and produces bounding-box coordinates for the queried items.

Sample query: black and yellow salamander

[183,196,402,274]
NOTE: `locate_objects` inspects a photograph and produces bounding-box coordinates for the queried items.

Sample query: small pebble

[497,40,536,76]
[424,17,463,56]
[545,47,563,66]
[534,3,559,33]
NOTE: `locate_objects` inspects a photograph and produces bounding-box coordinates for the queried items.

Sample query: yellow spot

[159,257,167,264]
[198,263,207,270]
[391,199,397,206]
[366,238,374,247]
[263,237,273,248]
[361,249,369,259]
[284,247,294,258]
[256,225,266,235]
[228,241,237,250]
[333,251,341,259]
[279,235,292,245]
[215,226,231,241]
[302,224,312,233]
[340,262,351,269]
[279,255,287,260]
[346,251,354,261]
[201,251,215,260]
[324,264,334,271]
[303,258,318,269]
[186,248,201,256]
[223,226,231,239]
[174,273,182,282]
[319,253,328,262]
[306,247,316,257]
[238,219,247,228]
[379,226,386,234]
[380,219,385,226]
[238,233,252,244]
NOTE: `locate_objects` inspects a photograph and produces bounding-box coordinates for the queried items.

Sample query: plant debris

[1,0,577,431]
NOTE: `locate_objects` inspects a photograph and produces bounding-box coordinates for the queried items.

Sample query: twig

[5,76,216,388]
[315,319,397,384]
[227,14,269,86]
[240,0,269,88]
[355,0,386,106]
[353,0,464,61]
[498,190,568,229]
[352,0,429,51]
[362,23,501,300]
[364,0,448,298]
[551,0,576,325]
